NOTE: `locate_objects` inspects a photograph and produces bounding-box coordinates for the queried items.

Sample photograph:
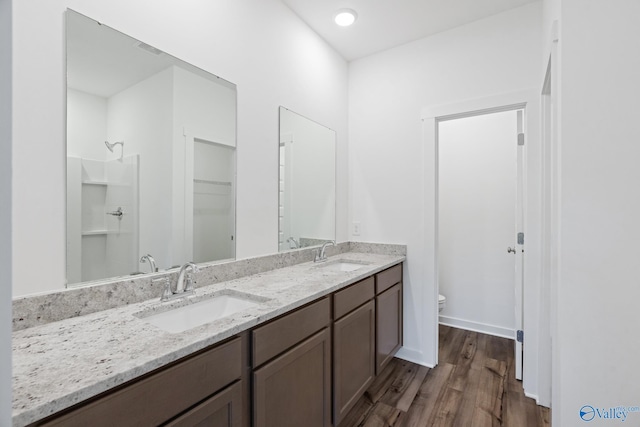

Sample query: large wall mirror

[66,10,237,287]
[278,107,336,251]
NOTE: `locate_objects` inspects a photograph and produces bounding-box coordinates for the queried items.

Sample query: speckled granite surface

[12,243,352,331]
[12,246,405,426]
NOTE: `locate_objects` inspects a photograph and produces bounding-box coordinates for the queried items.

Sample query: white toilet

[438,294,446,312]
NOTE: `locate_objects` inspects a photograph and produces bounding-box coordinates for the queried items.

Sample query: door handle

[507,247,516,254]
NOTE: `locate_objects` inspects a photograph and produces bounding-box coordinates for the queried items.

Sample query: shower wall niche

[66,156,139,284]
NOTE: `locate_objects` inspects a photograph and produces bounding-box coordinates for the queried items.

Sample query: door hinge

[517,133,525,146]
[517,330,524,343]
[517,232,524,245]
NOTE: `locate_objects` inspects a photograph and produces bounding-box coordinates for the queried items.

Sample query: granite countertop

[12,251,404,426]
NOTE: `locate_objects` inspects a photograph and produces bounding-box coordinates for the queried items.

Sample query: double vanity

[10,10,405,427]
[12,243,405,427]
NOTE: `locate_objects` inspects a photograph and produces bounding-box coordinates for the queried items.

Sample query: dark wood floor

[340,325,550,427]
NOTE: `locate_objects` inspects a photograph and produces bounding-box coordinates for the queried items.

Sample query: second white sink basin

[318,260,370,272]
[137,292,263,333]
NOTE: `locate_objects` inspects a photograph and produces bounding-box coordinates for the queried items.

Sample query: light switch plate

[353,221,361,236]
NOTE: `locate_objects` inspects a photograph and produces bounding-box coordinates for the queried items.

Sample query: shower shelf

[82,230,108,236]
[193,178,232,186]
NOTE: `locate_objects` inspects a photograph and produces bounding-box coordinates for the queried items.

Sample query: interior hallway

[341,325,550,426]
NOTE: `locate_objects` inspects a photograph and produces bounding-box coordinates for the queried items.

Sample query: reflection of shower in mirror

[65,9,238,289]
[104,140,124,159]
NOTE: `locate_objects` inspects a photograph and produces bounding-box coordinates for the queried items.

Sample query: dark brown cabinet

[333,299,375,425]
[375,264,403,374]
[252,298,332,427]
[253,328,332,427]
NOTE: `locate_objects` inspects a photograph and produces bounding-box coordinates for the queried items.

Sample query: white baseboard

[439,315,515,340]
[523,391,551,409]
[394,347,435,368]
[524,391,540,403]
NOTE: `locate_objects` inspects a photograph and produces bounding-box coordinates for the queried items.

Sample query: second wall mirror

[278,107,336,251]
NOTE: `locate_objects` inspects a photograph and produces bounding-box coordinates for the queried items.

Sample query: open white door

[514,110,525,380]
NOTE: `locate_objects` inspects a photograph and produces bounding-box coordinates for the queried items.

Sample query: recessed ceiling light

[334,9,357,27]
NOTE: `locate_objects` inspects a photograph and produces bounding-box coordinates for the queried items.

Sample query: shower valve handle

[107,207,124,218]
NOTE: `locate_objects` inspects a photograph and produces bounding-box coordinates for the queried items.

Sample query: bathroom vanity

[12,245,404,427]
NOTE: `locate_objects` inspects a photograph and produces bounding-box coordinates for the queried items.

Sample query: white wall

[10,0,349,296]
[66,89,108,160]
[349,1,542,373]
[438,111,517,337]
[0,0,12,422]
[543,0,640,425]
[173,66,236,147]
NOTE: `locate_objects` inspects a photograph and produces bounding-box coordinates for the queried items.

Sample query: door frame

[421,89,542,400]
[538,21,560,410]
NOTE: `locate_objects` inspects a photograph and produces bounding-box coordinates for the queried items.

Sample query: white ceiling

[281,0,540,61]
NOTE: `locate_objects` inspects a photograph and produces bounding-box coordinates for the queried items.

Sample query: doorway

[437,108,524,379]
[184,136,236,264]
[422,89,541,399]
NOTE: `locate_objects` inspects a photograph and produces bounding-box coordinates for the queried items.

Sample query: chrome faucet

[174,262,199,294]
[159,262,199,302]
[314,240,335,262]
[139,254,158,273]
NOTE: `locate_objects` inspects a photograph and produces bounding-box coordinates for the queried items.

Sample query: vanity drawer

[164,381,243,427]
[37,337,242,427]
[376,264,402,294]
[333,277,375,319]
[252,297,330,367]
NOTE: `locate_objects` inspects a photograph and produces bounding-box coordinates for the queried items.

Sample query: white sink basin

[137,292,262,333]
[318,260,369,272]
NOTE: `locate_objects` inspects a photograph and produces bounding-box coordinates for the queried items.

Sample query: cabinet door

[333,300,375,425]
[164,381,243,427]
[376,283,403,374]
[253,328,331,427]
[252,298,330,368]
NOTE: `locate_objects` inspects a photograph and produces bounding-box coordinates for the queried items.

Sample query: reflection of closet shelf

[193,179,232,186]
[82,230,133,236]
[194,208,226,215]
[194,192,229,196]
